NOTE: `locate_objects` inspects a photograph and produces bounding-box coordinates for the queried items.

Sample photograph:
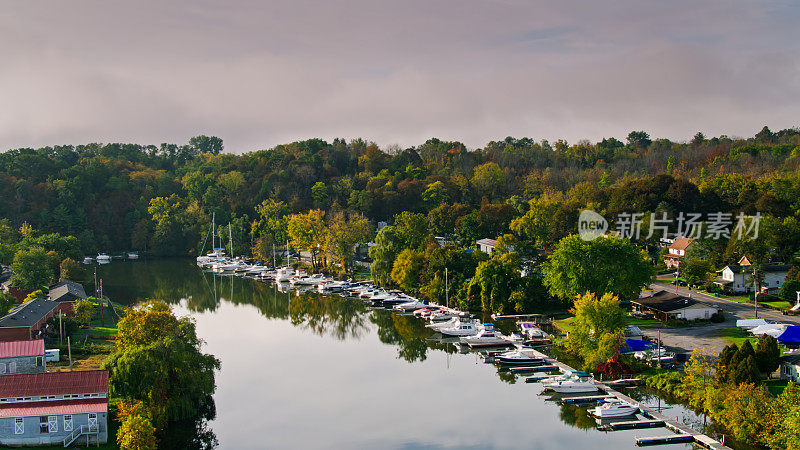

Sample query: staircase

[62,425,98,447]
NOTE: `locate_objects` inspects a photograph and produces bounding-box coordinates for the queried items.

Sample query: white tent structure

[737,318,768,329]
[750,323,788,338]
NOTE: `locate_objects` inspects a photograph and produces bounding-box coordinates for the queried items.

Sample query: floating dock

[560,394,614,404]
[518,347,730,450]
[600,419,665,431]
[635,434,694,446]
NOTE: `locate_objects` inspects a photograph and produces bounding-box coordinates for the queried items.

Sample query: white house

[476,238,497,254]
[632,291,721,321]
[663,237,695,269]
[780,351,800,383]
[714,258,790,294]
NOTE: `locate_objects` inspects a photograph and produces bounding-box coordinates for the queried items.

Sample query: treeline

[0,127,799,256]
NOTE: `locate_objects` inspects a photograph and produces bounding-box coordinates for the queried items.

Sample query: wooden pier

[560,394,614,404]
[600,419,665,431]
[518,347,730,449]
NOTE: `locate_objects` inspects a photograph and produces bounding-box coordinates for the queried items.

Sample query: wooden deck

[519,347,730,449]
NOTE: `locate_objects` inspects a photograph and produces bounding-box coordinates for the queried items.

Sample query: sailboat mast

[445,267,449,309]
[211,212,215,251]
[229,222,233,257]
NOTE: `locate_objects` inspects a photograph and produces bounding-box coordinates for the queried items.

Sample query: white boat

[542,373,598,393]
[459,326,511,348]
[82,257,93,264]
[590,398,639,418]
[127,252,139,260]
[393,300,428,312]
[439,320,480,337]
[426,317,461,330]
[197,248,227,265]
[96,253,112,263]
[519,322,549,339]
[495,350,544,366]
[429,310,469,322]
[274,267,295,283]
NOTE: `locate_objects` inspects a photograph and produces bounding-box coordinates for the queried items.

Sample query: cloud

[0,0,798,153]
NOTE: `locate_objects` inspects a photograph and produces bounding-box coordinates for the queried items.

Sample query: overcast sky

[1,0,799,153]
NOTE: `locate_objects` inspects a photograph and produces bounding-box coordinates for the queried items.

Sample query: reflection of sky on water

[101,260,694,449]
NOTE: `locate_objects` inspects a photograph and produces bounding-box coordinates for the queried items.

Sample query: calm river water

[95,259,703,449]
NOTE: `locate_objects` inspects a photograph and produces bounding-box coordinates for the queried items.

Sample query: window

[63,415,73,432]
[39,416,48,433]
[14,418,23,434]
[88,413,98,432]
[36,357,43,367]
[48,416,57,433]
[0,363,5,374]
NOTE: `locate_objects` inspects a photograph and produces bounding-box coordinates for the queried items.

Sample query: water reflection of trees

[157,395,218,449]
[557,403,596,430]
[289,292,371,340]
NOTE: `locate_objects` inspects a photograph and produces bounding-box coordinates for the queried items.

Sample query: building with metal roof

[0,370,108,446]
[48,281,87,303]
[0,299,59,342]
[633,291,721,321]
[0,340,45,375]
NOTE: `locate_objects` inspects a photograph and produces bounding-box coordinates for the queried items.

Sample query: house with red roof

[0,370,108,446]
[663,237,695,269]
[0,339,46,375]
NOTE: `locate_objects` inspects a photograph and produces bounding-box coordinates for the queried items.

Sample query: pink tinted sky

[1,0,799,153]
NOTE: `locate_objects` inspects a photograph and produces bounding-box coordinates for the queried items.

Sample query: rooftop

[0,339,44,358]
[781,350,800,365]
[476,238,497,247]
[48,280,87,302]
[723,264,791,274]
[668,237,694,251]
[0,370,108,398]
[0,299,58,328]
[634,291,709,312]
[0,398,107,418]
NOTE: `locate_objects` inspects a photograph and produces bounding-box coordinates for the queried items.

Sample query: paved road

[639,283,800,356]
[649,283,800,325]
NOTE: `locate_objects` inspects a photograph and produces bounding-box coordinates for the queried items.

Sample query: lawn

[553,316,576,334]
[714,327,758,346]
[760,300,791,310]
[764,379,789,396]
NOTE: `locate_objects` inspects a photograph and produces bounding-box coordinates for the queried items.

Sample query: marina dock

[519,347,731,449]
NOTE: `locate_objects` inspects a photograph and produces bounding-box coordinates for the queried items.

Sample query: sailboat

[197,213,227,265]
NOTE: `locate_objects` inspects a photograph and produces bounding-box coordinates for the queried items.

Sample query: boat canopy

[751,323,787,337]
[777,326,800,345]
[621,338,656,353]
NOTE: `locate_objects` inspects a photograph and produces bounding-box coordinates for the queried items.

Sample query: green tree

[323,212,372,273]
[188,135,223,155]
[471,162,505,199]
[777,279,800,304]
[566,292,625,370]
[390,249,424,294]
[466,252,521,314]
[544,235,653,301]
[59,257,85,283]
[762,382,800,449]
[421,181,449,208]
[0,292,15,317]
[73,300,95,325]
[311,182,329,208]
[680,258,713,287]
[117,401,157,450]
[104,300,220,427]
[393,211,429,250]
[755,334,780,375]
[286,210,326,269]
[369,226,403,286]
[10,246,55,290]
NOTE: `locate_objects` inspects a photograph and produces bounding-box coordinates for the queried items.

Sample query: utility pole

[753,266,759,319]
[657,329,661,369]
[445,268,449,309]
[99,279,105,327]
[67,337,72,371]
[59,312,63,346]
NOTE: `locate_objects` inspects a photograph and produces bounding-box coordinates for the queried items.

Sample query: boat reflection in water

[95,259,700,449]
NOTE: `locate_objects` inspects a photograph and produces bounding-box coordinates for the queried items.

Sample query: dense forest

[2,127,800,311]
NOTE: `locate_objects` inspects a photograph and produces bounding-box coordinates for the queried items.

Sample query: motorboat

[590,398,639,418]
[393,299,428,312]
[274,267,295,283]
[127,252,139,260]
[290,275,315,286]
[197,248,227,265]
[495,350,545,366]
[519,322,549,339]
[429,310,470,322]
[542,373,598,393]
[381,295,414,307]
[439,320,480,337]
[82,257,93,264]
[459,325,512,348]
[96,253,112,263]
[426,317,461,330]
[414,307,440,318]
